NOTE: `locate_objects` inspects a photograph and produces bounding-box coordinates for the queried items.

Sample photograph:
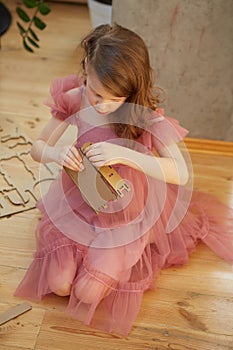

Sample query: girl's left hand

[84,142,124,167]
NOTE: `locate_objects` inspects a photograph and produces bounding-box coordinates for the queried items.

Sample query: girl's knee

[74,275,110,304]
[47,261,77,296]
[48,272,73,296]
[52,281,72,296]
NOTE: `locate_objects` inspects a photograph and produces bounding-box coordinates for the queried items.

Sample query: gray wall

[112,0,233,141]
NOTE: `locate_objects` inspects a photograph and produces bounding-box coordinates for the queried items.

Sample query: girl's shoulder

[45,74,85,121]
[148,108,188,134]
[145,108,189,151]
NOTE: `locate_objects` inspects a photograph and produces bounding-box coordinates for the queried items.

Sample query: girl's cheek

[86,91,94,106]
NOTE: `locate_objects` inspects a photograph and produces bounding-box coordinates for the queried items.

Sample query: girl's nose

[96,103,109,113]
[94,96,103,105]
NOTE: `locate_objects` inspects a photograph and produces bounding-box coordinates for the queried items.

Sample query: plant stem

[22,7,39,40]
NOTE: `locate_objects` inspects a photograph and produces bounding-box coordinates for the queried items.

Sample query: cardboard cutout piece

[64,142,130,212]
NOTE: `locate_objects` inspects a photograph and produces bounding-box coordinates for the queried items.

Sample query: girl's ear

[84,57,88,73]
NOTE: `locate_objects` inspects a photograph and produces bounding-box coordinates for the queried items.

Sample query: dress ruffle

[146,108,189,151]
[15,75,233,336]
[44,74,84,121]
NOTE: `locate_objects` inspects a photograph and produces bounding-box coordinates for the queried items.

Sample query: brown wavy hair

[80,24,162,140]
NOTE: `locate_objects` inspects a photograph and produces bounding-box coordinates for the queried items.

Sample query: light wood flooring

[0,1,233,349]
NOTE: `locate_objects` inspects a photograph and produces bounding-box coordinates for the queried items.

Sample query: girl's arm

[84,142,189,185]
[31,117,84,171]
[122,143,189,185]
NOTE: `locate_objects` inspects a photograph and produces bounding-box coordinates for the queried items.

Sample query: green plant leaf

[34,16,47,30]
[23,39,34,53]
[28,36,40,48]
[23,0,37,8]
[16,7,30,22]
[29,28,39,41]
[38,3,51,15]
[16,21,26,35]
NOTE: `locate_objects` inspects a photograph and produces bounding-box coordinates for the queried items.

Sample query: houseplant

[1,0,112,52]
[16,0,51,53]
[0,0,51,53]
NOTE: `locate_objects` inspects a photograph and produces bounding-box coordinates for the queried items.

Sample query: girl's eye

[111,98,122,102]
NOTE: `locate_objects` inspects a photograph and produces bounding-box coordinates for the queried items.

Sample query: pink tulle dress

[15,75,233,335]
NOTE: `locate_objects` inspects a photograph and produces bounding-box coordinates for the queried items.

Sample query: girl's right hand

[53,145,84,171]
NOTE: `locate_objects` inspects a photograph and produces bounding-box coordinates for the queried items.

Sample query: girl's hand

[84,142,124,168]
[53,145,84,171]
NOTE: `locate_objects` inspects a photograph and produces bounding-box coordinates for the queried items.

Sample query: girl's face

[85,66,126,116]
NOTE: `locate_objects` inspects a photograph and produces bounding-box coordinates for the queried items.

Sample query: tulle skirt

[15,169,233,335]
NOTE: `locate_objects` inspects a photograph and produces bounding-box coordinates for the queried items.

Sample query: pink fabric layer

[44,74,84,121]
[15,75,233,336]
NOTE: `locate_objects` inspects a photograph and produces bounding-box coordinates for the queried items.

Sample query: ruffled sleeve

[44,74,84,121]
[147,108,189,152]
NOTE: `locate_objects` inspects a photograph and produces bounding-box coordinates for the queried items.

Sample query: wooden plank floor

[0,1,233,349]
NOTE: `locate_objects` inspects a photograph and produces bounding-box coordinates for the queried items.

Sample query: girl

[15,24,233,335]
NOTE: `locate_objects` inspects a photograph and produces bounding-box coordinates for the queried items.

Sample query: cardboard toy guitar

[64,142,130,213]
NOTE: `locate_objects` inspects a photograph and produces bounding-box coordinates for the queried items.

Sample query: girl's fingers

[70,147,83,162]
[64,151,84,171]
[85,147,102,159]
[88,155,106,168]
[63,156,79,170]
[85,142,101,152]
[88,154,104,163]
[64,159,84,171]
[69,154,81,168]
[68,148,82,166]
[64,147,84,169]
